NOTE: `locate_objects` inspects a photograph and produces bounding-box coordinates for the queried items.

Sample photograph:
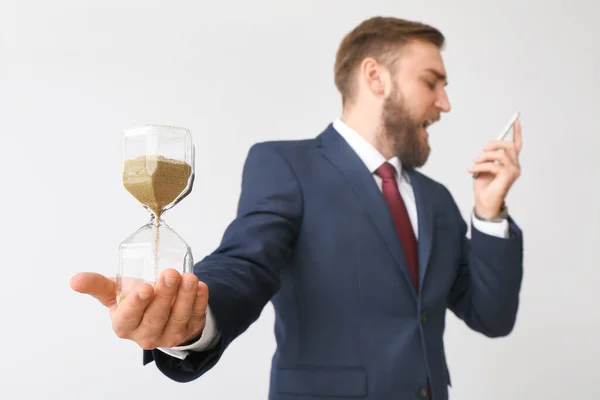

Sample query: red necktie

[375,162,419,291]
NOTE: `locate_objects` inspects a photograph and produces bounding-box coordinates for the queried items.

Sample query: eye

[426,81,436,90]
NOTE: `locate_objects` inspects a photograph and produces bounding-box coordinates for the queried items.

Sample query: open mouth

[422,118,438,129]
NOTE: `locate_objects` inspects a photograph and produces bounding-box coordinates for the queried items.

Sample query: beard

[381,85,431,169]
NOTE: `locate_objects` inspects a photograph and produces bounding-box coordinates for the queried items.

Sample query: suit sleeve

[446,189,524,338]
[143,142,303,382]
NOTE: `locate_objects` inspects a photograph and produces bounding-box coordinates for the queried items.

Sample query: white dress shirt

[158,118,509,360]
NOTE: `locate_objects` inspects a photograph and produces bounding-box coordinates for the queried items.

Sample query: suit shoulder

[246,138,317,160]
[249,138,316,151]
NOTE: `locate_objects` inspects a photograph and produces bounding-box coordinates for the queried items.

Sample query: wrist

[177,329,204,347]
[474,202,508,221]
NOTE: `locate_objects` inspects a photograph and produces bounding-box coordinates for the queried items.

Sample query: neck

[340,108,395,160]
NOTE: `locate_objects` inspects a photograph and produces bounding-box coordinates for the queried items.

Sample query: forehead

[393,39,447,80]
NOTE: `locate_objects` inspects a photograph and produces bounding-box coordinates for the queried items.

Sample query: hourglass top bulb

[121,125,194,220]
[122,155,192,219]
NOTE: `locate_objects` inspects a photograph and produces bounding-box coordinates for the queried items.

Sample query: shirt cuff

[471,212,509,238]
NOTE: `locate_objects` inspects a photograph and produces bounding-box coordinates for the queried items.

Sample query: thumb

[70,272,116,307]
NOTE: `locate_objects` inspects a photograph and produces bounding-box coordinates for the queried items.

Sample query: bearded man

[72,16,524,400]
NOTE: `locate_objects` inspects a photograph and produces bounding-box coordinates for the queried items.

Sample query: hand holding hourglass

[70,125,209,349]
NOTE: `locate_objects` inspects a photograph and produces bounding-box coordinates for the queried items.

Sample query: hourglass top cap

[123,124,192,138]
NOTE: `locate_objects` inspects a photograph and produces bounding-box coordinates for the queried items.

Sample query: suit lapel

[317,125,418,300]
[406,170,434,293]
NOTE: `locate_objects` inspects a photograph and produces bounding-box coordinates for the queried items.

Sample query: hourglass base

[117,219,193,304]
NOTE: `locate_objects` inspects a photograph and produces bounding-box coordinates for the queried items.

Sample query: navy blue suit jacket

[143,124,524,399]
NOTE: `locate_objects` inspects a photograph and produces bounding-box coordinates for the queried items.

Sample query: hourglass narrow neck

[148,210,163,227]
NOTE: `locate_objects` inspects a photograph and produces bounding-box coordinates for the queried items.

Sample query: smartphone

[473,111,520,178]
[496,111,520,141]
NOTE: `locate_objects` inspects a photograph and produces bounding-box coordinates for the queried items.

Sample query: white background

[1,0,598,399]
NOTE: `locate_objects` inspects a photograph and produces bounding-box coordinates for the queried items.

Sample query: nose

[436,89,451,113]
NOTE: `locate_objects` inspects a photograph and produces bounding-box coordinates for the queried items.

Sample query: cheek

[409,88,436,119]
[402,84,432,117]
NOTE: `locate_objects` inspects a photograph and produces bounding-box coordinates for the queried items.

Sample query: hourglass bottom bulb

[117,221,193,305]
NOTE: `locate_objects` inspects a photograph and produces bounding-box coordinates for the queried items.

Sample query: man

[71,16,523,399]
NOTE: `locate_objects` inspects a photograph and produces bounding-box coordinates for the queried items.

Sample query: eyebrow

[424,68,448,85]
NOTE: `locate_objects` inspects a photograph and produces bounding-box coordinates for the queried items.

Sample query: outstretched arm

[146,142,303,382]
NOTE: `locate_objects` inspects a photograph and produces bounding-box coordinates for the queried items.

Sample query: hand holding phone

[469,111,523,219]
[472,111,520,178]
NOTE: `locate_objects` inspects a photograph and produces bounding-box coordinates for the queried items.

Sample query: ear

[360,57,390,98]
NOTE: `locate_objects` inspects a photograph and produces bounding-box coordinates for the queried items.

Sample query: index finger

[513,119,522,153]
[70,272,116,307]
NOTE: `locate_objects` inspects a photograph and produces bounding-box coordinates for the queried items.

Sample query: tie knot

[375,162,396,180]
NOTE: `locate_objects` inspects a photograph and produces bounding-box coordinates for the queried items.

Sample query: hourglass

[117,125,195,304]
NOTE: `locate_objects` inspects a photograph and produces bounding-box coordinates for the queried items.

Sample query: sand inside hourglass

[122,155,192,289]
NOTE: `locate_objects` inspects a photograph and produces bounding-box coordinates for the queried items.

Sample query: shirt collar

[332,118,404,178]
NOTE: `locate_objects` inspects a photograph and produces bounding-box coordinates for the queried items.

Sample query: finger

[484,138,517,152]
[108,302,118,320]
[137,269,181,338]
[187,281,209,336]
[474,150,513,167]
[160,273,199,346]
[70,272,116,307]
[176,281,209,345]
[513,120,523,153]
[484,141,518,164]
[468,162,503,176]
[110,283,154,338]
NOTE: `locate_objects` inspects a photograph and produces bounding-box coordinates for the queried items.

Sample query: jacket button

[420,311,428,325]
[417,386,428,398]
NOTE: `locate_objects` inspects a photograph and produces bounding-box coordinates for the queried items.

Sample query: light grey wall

[1,0,598,399]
